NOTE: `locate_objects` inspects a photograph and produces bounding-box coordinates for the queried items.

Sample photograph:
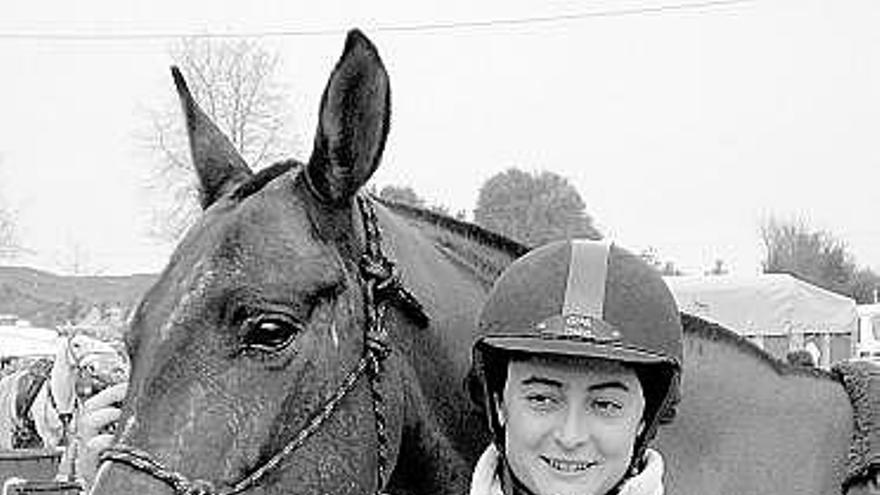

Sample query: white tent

[0,326,59,358]
[663,273,857,366]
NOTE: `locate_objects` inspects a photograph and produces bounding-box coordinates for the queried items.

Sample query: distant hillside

[0,266,157,328]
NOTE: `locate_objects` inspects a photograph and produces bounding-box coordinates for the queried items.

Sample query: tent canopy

[663,273,857,337]
[0,326,59,358]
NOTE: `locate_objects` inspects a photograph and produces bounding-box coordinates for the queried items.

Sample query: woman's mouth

[541,456,597,473]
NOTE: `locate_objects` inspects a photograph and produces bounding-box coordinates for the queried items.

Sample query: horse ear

[171,67,253,209]
[304,29,390,206]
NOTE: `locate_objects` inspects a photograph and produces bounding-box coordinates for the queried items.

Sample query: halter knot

[366,336,391,375]
[360,255,395,283]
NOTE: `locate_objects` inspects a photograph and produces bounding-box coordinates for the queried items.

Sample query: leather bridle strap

[100,194,427,495]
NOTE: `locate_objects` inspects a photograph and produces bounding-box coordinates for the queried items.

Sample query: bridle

[48,334,95,446]
[100,195,428,495]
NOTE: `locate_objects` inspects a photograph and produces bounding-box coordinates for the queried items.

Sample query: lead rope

[358,194,393,491]
[358,194,428,492]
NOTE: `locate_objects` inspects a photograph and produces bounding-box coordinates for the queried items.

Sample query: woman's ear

[637,419,646,437]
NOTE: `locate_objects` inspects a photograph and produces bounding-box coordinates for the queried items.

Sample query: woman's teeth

[544,457,594,472]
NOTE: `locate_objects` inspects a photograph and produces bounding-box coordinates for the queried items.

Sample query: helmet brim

[478,335,678,367]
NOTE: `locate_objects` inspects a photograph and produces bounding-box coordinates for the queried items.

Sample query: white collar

[469,445,666,495]
[617,448,665,495]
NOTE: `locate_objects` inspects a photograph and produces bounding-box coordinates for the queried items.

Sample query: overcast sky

[0,0,878,276]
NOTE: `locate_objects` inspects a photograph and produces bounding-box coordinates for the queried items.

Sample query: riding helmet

[470,239,683,457]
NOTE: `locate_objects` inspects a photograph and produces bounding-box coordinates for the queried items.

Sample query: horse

[90,30,876,495]
[0,333,129,450]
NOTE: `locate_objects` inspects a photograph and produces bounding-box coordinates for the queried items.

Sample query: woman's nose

[553,406,592,449]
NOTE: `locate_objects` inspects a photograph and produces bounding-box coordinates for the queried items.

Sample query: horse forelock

[230,159,301,203]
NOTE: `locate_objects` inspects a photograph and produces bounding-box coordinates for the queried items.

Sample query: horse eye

[242,314,302,353]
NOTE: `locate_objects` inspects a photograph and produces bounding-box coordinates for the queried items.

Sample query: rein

[100,195,427,495]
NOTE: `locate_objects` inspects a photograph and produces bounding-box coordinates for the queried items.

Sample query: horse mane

[373,198,528,258]
[682,312,838,381]
[231,159,300,202]
[374,197,529,287]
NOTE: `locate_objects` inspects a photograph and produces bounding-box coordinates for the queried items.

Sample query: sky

[0,0,878,276]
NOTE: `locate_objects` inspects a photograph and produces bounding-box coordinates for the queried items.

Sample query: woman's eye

[526,393,560,411]
[592,399,624,416]
[242,314,302,353]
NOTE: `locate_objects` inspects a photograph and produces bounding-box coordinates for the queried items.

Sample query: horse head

[92,30,395,495]
[66,333,129,399]
[49,333,128,415]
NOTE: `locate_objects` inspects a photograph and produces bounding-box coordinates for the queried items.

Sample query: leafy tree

[377,184,466,220]
[143,37,298,240]
[760,216,859,298]
[473,168,601,247]
[378,185,426,208]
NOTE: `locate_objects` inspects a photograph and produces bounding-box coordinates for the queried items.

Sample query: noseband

[100,195,427,495]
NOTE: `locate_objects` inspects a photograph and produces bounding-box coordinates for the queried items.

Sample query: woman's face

[498,355,645,495]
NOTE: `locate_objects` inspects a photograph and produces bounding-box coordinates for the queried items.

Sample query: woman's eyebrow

[520,376,563,388]
[587,381,630,392]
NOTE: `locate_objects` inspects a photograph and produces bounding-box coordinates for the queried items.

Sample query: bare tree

[55,237,106,276]
[0,204,16,259]
[143,37,298,240]
[0,161,19,259]
[760,216,856,296]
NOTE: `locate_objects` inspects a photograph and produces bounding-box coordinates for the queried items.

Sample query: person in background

[56,382,127,490]
[468,239,683,495]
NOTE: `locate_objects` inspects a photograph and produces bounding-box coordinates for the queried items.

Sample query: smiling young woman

[468,239,683,495]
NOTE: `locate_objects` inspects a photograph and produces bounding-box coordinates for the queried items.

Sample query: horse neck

[49,340,78,415]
